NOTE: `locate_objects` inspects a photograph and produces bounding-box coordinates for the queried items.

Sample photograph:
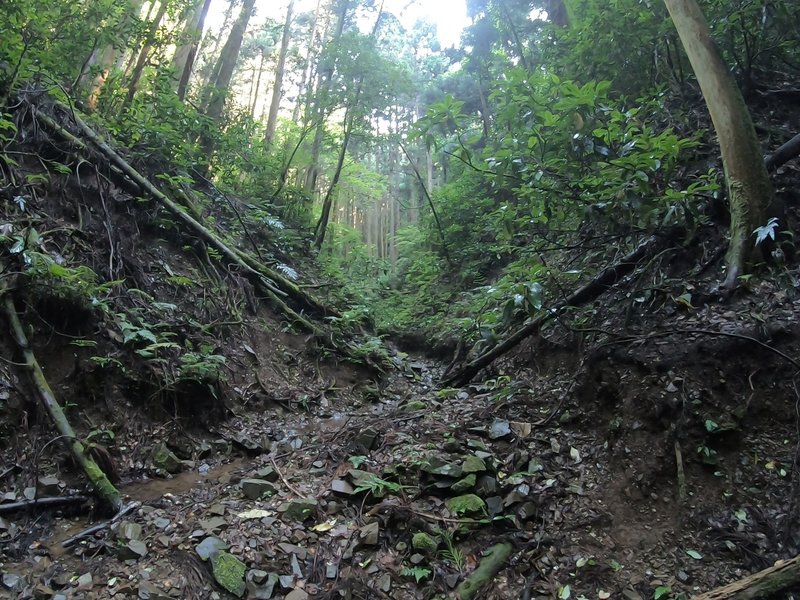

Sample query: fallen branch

[0,495,88,515]
[62,500,140,548]
[456,542,514,600]
[765,131,800,172]
[692,554,800,599]
[3,295,122,512]
[443,235,663,386]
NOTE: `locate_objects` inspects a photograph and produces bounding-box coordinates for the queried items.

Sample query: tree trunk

[251,49,266,118]
[173,0,214,101]
[265,0,295,145]
[304,0,351,195]
[204,0,257,123]
[692,553,800,599]
[663,0,773,289]
[124,0,169,107]
[314,107,355,250]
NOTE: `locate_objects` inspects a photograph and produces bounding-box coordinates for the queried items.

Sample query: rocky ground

[3,274,800,600]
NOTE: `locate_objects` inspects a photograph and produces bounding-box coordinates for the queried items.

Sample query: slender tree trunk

[663,0,773,289]
[292,0,323,124]
[173,0,214,100]
[251,49,266,118]
[124,0,169,106]
[265,0,295,145]
[304,0,351,195]
[314,107,355,249]
[204,0,258,122]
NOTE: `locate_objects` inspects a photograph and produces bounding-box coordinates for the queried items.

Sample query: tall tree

[265,0,295,145]
[172,0,214,101]
[664,0,773,289]
[203,0,257,122]
[124,0,169,107]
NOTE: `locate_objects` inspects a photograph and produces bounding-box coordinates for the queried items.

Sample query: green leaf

[559,584,571,599]
[654,586,672,599]
[686,550,703,560]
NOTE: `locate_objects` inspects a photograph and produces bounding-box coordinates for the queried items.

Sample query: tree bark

[692,554,800,599]
[663,0,773,289]
[265,0,295,145]
[204,0,257,123]
[173,0,214,101]
[124,0,169,107]
[455,543,513,600]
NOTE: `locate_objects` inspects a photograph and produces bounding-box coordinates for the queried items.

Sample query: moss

[412,532,439,554]
[446,494,486,516]
[211,551,246,597]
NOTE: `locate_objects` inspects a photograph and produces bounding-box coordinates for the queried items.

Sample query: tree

[663,0,773,289]
[203,0,257,123]
[265,0,294,145]
[172,0,214,101]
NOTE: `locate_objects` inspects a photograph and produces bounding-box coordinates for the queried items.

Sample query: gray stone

[241,479,276,500]
[37,476,61,496]
[255,466,279,481]
[475,475,498,496]
[331,479,355,495]
[280,498,317,522]
[359,521,379,545]
[489,420,511,440]
[355,427,379,450]
[285,589,308,600]
[196,536,228,561]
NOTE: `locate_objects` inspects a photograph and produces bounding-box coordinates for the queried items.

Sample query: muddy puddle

[43,457,248,556]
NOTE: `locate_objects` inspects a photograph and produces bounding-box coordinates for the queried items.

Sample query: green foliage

[400,566,431,583]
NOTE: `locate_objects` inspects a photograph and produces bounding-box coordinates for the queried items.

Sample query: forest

[1,0,800,598]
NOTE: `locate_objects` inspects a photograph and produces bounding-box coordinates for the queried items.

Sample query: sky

[244,0,470,48]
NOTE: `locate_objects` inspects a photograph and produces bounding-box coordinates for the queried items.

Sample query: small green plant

[348,455,368,469]
[353,474,407,497]
[437,528,466,571]
[401,566,431,583]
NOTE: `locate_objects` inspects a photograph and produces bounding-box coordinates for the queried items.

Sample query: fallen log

[3,295,122,513]
[0,495,88,515]
[443,234,662,386]
[455,542,513,600]
[692,554,800,599]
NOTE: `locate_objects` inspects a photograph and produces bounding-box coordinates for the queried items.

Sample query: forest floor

[2,96,800,600]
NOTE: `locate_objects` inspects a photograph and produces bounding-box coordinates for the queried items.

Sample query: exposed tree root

[443,235,664,386]
[3,294,122,513]
[32,98,335,334]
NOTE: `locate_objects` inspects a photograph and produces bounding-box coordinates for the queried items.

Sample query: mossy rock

[450,473,477,493]
[152,442,182,474]
[211,551,246,597]
[446,494,486,516]
[462,455,487,473]
[411,532,439,554]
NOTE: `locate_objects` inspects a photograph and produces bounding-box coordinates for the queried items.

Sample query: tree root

[33,98,334,334]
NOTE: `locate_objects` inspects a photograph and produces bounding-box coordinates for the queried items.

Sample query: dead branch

[692,553,800,599]
[764,131,800,172]
[0,495,89,515]
[443,235,663,386]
